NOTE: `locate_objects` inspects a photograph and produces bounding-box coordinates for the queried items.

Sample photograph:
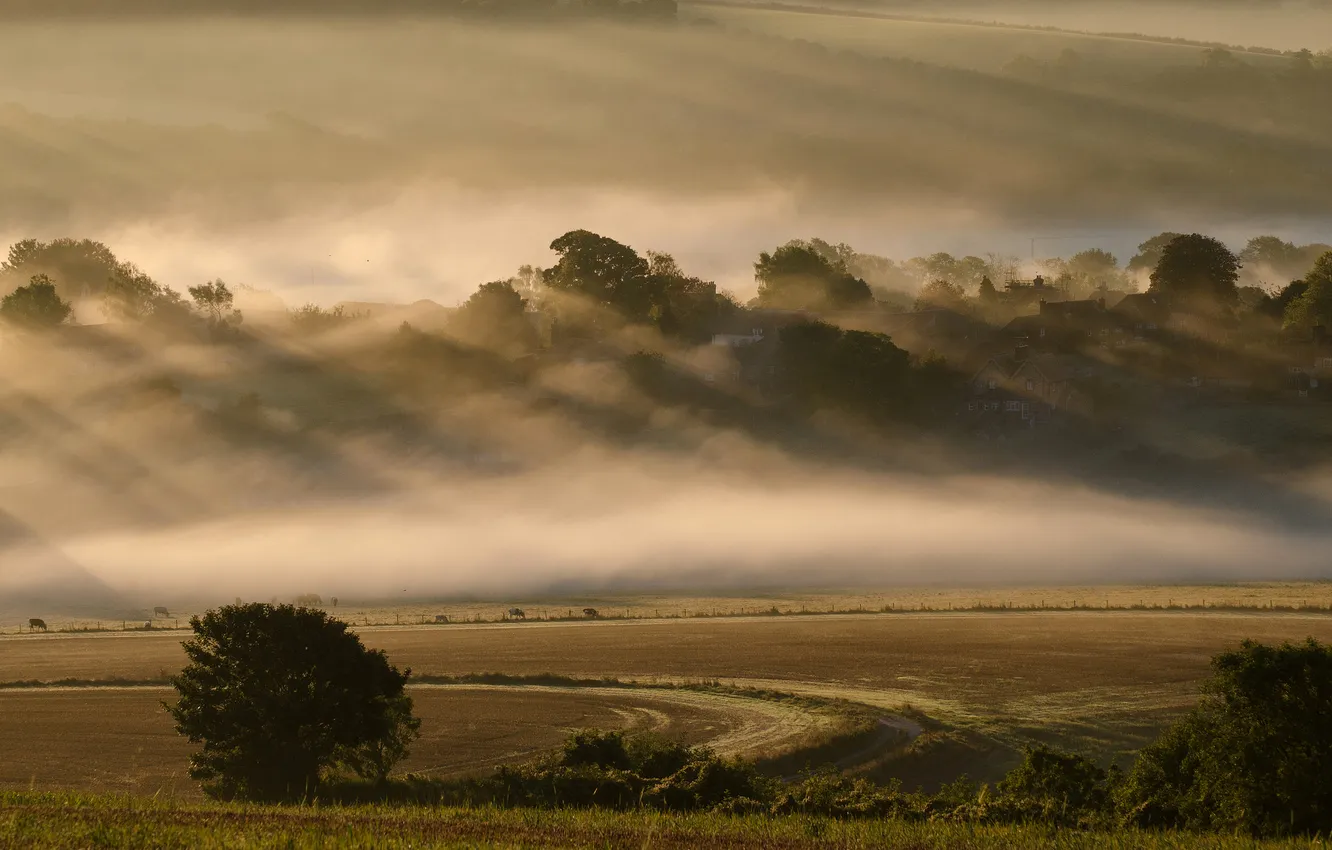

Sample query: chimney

[1015,343,1029,363]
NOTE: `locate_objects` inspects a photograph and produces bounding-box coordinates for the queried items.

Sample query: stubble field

[0,684,841,799]
[5,607,1332,795]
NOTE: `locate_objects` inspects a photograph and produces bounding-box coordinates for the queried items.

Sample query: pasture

[6,605,1332,794]
[687,3,1292,73]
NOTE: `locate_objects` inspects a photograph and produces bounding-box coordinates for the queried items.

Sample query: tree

[755,242,871,311]
[1148,234,1240,311]
[646,250,736,341]
[1,238,122,300]
[778,320,909,420]
[188,280,243,330]
[1118,639,1332,837]
[545,230,655,321]
[977,276,998,303]
[166,603,420,802]
[0,274,73,329]
[1282,252,1332,331]
[914,279,967,312]
[1128,232,1184,274]
[103,263,189,324]
[452,279,538,357]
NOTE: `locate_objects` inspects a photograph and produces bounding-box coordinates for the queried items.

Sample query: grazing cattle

[434,614,449,623]
[507,607,526,620]
[28,618,47,632]
[153,606,170,617]
[583,608,599,618]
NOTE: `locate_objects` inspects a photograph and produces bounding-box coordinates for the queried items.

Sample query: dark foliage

[166,603,420,802]
[755,242,872,312]
[1149,233,1241,312]
[0,274,72,329]
[778,321,910,420]
[1118,638,1332,837]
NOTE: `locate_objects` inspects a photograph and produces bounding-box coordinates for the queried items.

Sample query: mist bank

[7,460,1332,615]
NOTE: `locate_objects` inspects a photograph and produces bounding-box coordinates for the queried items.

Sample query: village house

[962,345,1096,430]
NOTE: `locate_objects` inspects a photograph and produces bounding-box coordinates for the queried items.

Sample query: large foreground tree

[167,603,420,802]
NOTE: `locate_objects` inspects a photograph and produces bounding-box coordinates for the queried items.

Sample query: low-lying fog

[924,2,1332,51]
[8,459,1332,610]
[1,2,1330,617]
[1,323,1330,619]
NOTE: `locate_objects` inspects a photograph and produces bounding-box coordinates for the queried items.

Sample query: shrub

[992,746,1114,828]
[1118,638,1332,837]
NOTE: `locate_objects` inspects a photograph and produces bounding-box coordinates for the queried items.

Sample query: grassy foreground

[0,793,1322,850]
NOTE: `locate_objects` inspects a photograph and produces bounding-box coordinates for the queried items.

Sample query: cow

[331,597,339,608]
[583,608,599,618]
[434,614,450,624]
[28,618,47,632]
[153,606,170,617]
[507,607,526,620]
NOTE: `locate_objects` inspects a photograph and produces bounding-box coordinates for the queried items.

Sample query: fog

[34,464,1332,606]
[1,3,1330,617]
[2,317,1330,619]
[926,3,1332,51]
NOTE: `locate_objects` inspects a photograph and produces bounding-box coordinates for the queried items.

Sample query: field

[0,792,1320,850]
[0,684,845,799]
[6,604,1332,796]
[685,3,1292,74]
[12,581,1332,634]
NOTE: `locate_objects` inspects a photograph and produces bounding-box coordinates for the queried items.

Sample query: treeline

[0,0,676,19]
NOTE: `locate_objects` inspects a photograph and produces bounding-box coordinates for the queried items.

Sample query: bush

[992,746,1115,828]
[475,731,771,812]
[166,603,420,802]
[1118,638,1332,837]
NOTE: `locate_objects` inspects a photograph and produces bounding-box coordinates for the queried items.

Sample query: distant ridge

[0,0,677,18]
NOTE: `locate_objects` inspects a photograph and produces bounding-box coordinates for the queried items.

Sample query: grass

[0,791,1322,849]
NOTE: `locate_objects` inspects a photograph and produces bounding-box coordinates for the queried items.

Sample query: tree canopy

[452,279,539,357]
[0,274,73,329]
[1282,251,1332,331]
[1148,233,1240,311]
[1,238,123,300]
[545,230,654,321]
[188,280,243,330]
[1128,232,1184,274]
[167,603,420,802]
[778,320,909,420]
[754,242,872,311]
